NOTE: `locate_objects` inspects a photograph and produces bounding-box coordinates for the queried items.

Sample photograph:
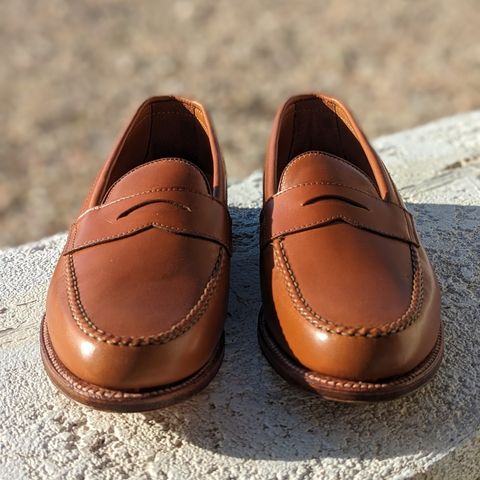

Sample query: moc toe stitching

[65,247,226,347]
[275,240,425,338]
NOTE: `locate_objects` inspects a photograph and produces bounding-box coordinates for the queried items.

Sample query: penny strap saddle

[261,183,419,249]
[64,188,232,256]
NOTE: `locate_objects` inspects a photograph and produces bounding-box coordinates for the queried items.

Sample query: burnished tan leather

[261,93,441,385]
[44,96,230,393]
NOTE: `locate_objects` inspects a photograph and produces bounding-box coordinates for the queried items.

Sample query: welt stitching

[304,328,441,390]
[266,330,384,389]
[262,318,441,390]
[42,319,219,398]
[274,240,424,337]
[268,331,386,388]
[65,249,225,347]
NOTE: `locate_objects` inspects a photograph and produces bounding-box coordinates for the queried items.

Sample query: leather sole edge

[257,307,444,402]
[40,316,224,412]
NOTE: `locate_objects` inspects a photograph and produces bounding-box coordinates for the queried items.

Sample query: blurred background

[1,0,479,247]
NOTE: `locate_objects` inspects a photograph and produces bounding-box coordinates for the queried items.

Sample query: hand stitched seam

[274,240,424,337]
[65,248,225,347]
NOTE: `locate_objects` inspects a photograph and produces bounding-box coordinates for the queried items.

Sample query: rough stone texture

[1,113,479,479]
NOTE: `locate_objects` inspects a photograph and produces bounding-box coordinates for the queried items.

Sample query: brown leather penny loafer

[41,96,231,411]
[259,93,443,402]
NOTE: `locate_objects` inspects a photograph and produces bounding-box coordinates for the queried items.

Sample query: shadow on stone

[144,203,480,462]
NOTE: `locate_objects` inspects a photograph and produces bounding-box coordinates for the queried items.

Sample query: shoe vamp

[280,223,413,329]
[69,228,221,338]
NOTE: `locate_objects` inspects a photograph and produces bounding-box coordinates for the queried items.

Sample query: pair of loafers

[41,94,443,411]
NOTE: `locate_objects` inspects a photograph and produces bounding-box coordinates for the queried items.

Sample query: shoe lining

[276,96,375,187]
[104,99,213,196]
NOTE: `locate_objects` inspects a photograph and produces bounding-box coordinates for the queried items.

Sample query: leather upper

[46,97,230,390]
[261,94,441,382]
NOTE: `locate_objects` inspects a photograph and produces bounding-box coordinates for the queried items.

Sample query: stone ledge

[1,112,480,480]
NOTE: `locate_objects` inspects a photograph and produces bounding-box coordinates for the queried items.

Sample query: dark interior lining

[277,97,375,187]
[103,99,213,197]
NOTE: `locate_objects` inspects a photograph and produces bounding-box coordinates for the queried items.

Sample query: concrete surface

[1,112,480,479]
